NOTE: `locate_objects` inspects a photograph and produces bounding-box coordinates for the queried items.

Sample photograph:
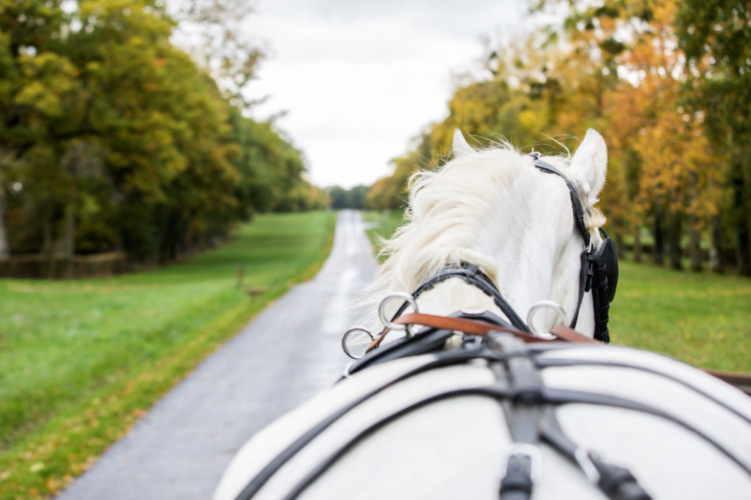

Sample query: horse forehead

[520,170,576,240]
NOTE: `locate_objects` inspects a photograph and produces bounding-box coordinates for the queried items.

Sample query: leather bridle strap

[531,154,591,247]
[403,264,531,332]
[392,313,598,344]
[373,312,751,395]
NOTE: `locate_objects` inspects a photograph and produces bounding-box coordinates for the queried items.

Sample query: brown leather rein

[365,312,751,395]
[366,312,596,353]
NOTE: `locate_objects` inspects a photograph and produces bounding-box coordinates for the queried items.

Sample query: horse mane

[358,141,606,330]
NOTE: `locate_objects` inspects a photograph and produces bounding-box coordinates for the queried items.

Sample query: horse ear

[569,129,607,203]
[452,129,475,158]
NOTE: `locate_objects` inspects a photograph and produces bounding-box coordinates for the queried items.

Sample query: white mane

[359,135,607,334]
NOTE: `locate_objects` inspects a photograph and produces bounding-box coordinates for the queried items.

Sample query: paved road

[57,210,378,500]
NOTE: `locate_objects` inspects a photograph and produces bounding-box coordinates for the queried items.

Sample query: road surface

[56,210,378,500]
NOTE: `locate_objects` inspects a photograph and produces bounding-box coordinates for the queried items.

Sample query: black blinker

[597,234,618,304]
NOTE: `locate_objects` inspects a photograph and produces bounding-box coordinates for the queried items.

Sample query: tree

[171,0,264,109]
[0,0,315,270]
[676,0,751,274]
[369,0,737,275]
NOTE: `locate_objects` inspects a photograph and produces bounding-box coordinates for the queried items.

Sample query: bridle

[529,152,618,342]
[352,152,619,353]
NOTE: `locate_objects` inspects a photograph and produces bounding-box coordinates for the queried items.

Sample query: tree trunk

[63,144,82,278]
[730,162,751,275]
[653,201,665,266]
[633,225,642,263]
[689,216,702,272]
[688,171,701,271]
[613,219,625,259]
[709,213,724,273]
[669,211,683,270]
[63,204,75,278]
[42,210,57,279]
[736,218,750,276]
[0,189,8,258]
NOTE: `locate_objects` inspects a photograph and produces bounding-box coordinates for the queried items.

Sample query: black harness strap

[390,263,530,332]
[539,411,651,500]
[536,357,751,426]
[486,334,545,500]
[280,386,511,500]
[530,154,593,332]
[530,154,591,247]
[543,387,751,476]
[232,350,507,500]
[235,332,750,500]
[569,248,593,329]
[488,333,654,500]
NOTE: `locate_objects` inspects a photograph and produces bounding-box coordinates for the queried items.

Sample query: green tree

[0,0,314,271]
[676,0,751,274]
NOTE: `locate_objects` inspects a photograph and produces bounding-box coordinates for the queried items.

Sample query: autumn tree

[369,0,738,274]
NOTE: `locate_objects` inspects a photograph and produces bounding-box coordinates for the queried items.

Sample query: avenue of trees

[367,0,751,274]
[0,0,324,270]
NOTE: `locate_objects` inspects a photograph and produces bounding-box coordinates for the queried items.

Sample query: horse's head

[366,129,609,339]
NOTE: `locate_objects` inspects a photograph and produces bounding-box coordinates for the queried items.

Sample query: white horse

[214,130,751,500]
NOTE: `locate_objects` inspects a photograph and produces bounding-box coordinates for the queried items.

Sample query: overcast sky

[242,0,526,188]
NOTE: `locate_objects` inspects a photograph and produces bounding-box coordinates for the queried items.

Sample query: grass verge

[364,211,750,373]
[0,211,336,500]
[362,210,406,262]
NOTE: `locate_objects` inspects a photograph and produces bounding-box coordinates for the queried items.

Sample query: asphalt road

[56,210,378,500]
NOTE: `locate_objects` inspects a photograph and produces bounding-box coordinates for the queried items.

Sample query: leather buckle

[500,443,543,483]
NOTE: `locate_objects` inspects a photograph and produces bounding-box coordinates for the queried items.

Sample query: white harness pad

[215,343,751,500]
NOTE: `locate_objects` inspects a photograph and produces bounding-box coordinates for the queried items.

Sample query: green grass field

[0,211,336,500]
[364,211,750,373]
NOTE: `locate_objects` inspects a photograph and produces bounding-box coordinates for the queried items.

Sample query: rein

[366,312,596,352]
[237,314,751,500]
[366,311,751,395]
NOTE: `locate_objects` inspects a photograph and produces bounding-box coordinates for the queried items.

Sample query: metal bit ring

[341,326,375,360]
[378,292,419,337]
[527,300,567,336]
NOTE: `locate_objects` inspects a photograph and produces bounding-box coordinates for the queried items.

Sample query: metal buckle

[500,443,543,483]
[377,291,419,337]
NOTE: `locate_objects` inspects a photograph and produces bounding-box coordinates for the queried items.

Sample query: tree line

[0,0,325,272]
[366,0,751,275]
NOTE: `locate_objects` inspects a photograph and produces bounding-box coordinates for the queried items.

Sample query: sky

[242,0,526,188]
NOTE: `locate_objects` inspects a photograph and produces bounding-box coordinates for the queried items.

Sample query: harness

[530,152,618,342]
[227,153,751,500]
[346,152,615,358]
[359,152,618,350]
[232,314,751,500]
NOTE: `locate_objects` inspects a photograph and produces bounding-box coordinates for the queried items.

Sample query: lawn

[364,211,750,373]
[0,211,336,500]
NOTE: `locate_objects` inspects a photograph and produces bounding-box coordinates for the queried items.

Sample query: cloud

[243,0,524,188]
